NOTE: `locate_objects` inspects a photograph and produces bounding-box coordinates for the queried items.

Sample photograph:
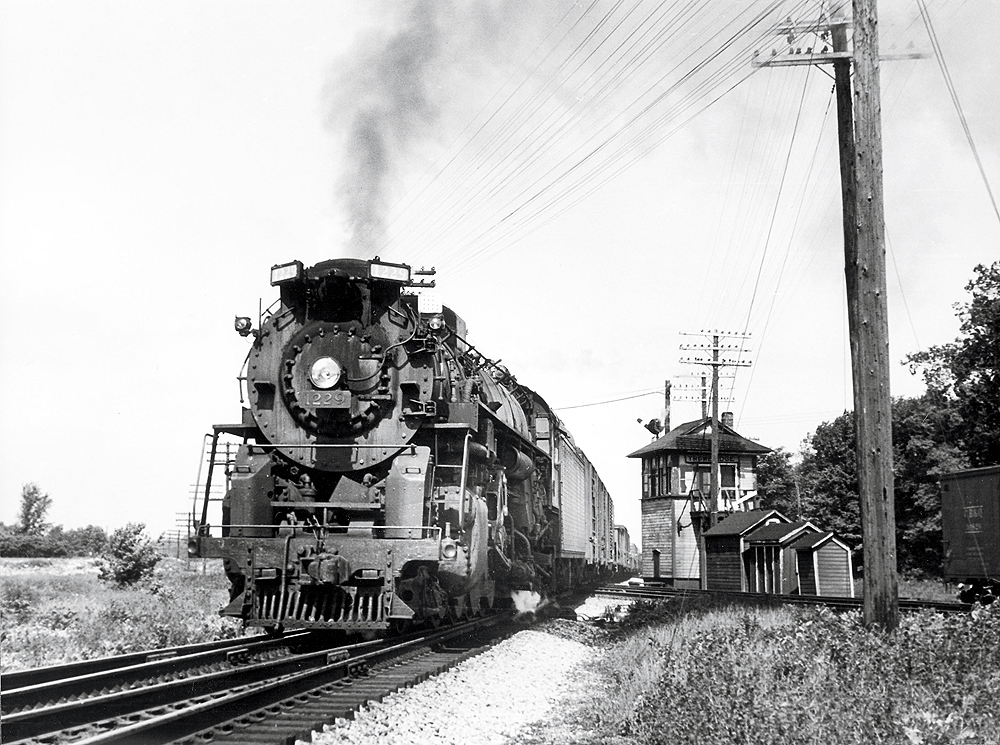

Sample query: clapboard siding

[641,498,673,578]
[817,542,852,595]
[705,536,743,591]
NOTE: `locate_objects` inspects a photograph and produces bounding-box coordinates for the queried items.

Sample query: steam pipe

[458,433,472,529]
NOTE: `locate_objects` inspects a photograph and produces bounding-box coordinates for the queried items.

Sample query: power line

[917,0,1000,227]
[554,389,661,410]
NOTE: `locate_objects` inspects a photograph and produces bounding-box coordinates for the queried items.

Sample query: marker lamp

[270,261,303,286]
[369,261,410,283]
[309,357,342,389]
[441,540,459,560]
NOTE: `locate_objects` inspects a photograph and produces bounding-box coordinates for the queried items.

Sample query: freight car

[940,466,1000,604]
[189,257,627,634]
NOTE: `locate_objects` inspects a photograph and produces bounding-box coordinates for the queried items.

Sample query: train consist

[190,258,631,634]
[940,466,1000,604]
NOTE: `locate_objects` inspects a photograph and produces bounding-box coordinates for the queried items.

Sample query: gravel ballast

[310,595,628,745]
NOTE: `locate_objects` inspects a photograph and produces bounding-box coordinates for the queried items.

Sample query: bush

[0,528,69,558]
[0,524,108,558]
[99,523,161,588]
[0,578,41,623]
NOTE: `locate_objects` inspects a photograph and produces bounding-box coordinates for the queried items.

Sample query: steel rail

[1,631,322,718]
[594,584,971,614]
[3,634,385,743]
[3,615,508,745]
[0,631,308,691]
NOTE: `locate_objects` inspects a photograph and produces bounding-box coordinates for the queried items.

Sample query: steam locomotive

[190,257,629,634]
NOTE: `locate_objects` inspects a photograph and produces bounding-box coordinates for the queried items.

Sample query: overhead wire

[554,388,663,411]
[347,0,982,429]
[736,78,835,425]
[374,0,815,275]
[917,0,1000,227]
[445,1,813,277]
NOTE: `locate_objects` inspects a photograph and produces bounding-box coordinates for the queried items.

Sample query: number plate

[302,390,351,408]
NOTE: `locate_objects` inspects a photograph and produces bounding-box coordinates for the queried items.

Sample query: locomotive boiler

[190,257,621,635]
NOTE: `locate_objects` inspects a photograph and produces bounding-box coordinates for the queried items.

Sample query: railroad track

[2,615,511,745]
[595,583,972,614]
[2,629,314,691]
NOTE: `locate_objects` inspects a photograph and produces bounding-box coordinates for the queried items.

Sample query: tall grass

[587,600,1000,744]
[0,558,242,671]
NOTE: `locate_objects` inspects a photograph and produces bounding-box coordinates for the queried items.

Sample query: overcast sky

[2,0,997,543]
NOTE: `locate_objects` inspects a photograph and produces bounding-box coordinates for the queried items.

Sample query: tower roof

[627,417,771,459]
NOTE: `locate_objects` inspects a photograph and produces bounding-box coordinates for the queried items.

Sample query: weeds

[582,602,1000,745]
[0,558,241,671]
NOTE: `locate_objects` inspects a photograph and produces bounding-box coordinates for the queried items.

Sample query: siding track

[595,584,971,614]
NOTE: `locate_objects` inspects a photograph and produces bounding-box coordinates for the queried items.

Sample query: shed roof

[745,521,818,544]
[789,531,849,551]
[627,417,771,459]
[703,509,788,537]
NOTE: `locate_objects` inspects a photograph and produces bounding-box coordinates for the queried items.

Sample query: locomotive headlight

[309,357,342,389]
[234,316,253,337]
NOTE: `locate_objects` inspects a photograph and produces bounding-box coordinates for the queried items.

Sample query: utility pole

[850,0,898,632]
[753,0,916,629]
[663,380,672,433]
[679,331,752,527]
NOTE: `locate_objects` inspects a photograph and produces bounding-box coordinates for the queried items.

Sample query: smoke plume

[326,0,561,258]
[326,1,445,257]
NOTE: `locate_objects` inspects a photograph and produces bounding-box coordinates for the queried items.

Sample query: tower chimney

[721,411,734,429]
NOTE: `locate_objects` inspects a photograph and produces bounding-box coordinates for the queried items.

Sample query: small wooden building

[702,509,788,592]
[791,532,855,597]
[743,520,819,594]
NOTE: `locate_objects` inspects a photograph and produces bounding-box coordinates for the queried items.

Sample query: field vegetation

[0,557,241,672]
[581,597,1000,745]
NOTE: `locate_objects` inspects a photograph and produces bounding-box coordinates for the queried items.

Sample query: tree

[891,393,967,575]
[797,412,862,551]
[17,483,51,536]
[755,448,800,518]
[99,523,161,587]
[48,524,109,556]
[66,525,109,556]
[907,261,1000,466]
[795,394,969,576]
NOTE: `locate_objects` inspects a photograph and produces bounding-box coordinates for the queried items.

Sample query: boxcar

[940,466,1000,600]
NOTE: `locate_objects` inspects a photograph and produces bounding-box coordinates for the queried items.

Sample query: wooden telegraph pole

[680,331,752,527]
[848,0,898,631]
[755,0,903,629]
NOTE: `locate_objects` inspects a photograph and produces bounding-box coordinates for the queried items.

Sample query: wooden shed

[702,509,788,591]
[790,532,855,597]
[743,521,819,594]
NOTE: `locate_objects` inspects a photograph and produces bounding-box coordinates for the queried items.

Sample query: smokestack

[721,412,734,429]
